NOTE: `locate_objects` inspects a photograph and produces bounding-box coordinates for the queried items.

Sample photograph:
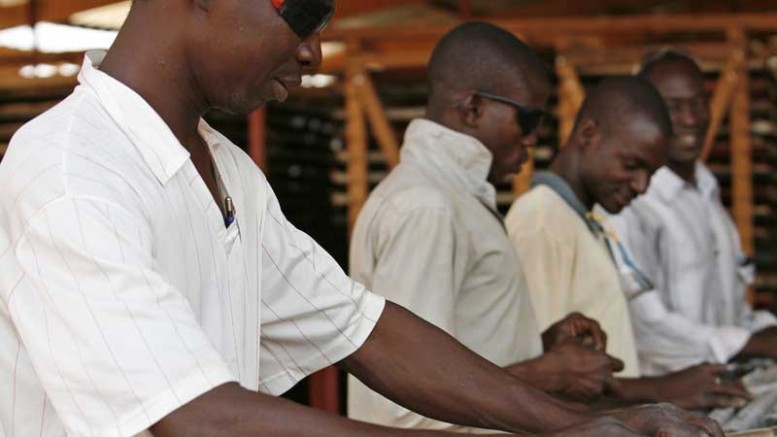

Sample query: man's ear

[457,93,483,128]
[576,117,601,154]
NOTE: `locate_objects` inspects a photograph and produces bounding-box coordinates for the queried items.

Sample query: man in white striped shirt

[0,1,724,437]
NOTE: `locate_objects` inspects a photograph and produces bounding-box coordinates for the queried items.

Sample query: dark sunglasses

[475,91,546,135]
[271,0,335,39]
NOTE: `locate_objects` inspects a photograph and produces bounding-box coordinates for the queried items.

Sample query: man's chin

[671,138,704,161]
[602,199,627,214]
[669,148,702,166]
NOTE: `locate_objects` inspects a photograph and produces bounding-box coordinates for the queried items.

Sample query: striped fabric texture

[0,51,385,437]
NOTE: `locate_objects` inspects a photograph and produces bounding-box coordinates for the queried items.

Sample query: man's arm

[608,364,751,409]
[151,383,651,437]
[151,382,497,437]
[734,326,777,361]
[151,300,724,437]
[341,302,587,433]
[342,302,724,437]
[611,209,756,368]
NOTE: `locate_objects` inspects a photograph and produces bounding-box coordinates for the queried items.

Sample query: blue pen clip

[224,196,235,227]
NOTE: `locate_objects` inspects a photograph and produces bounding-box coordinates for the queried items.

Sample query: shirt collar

[77,50,191,185]
[648,162,719,202]
[400,119,497,210]
[532,171,601,234]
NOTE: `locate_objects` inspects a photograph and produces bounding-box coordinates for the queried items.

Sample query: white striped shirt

[0,51,385,437]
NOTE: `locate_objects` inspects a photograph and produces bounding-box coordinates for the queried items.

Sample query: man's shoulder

[5,87,131,168]
[0,89,153,230]
[370,164,456,214]
[507,185,578,230]
[622,188,674,230]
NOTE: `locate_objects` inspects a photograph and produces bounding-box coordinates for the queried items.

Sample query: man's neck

[548,151,593,211]
[666,160,697,186]
[98,10,207,153]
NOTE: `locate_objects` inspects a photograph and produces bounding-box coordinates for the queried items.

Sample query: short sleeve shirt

[0,51,384,437]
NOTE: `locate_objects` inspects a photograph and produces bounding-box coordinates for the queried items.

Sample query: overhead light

[301,74,337,88]
[58,62,80,76]
[18,62,81,79]
[0,22,117,53]
[0,0,27,6]
[18,64,35,79]
[321,42,345,59]
[70,1,130,30]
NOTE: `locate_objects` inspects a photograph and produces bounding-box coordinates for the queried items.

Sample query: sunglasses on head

[474,91,546,135]
[271,0,335,39]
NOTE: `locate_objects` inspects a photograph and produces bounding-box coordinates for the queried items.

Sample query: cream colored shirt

[347,119,543,432]
[506,182,640,377]
[0,52,385,437]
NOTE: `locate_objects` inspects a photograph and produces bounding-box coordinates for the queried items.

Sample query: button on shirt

[0,51,385,437]
[611,164,776,376]
[506,182,640,377]
[347,119,543,432]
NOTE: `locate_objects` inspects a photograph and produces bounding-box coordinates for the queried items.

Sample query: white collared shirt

[0,51,384,437]
[611,163,776,376]
[347,119,543,432]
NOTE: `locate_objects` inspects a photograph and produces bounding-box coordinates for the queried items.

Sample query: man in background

[611,51,777,376]
[507,76,752,410]
[349,22,646,432]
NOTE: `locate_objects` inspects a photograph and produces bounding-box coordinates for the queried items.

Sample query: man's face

[187,0,332,114]
[646,61,710,166]
[476,79,549,184]
[583,118,668,213]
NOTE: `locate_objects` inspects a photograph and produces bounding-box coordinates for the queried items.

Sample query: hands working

[608,363,752,410]
[543,312,608,351]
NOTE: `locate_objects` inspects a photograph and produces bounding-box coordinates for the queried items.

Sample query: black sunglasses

[272,0,335,39]
[474,91,546,135]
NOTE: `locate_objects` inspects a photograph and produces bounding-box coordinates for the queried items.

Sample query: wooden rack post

[701,51,744,162]
[345,57,370,238]
[354,67,400,169]
[556,55,585,146]
[727,28,755,258]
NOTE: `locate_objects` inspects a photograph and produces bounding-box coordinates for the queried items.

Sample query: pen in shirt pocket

[224,196,235,227]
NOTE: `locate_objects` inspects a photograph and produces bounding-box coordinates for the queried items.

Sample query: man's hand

[611,403,724,437]
[609,363,752,410]
[510,342,623,402]
[544,417,647,437]
[652,364,752,410]
[735,327,777,361]
[542,312,607,351]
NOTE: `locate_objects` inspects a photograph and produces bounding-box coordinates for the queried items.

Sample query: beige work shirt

[347,119,543,431]
[506,184,640,377]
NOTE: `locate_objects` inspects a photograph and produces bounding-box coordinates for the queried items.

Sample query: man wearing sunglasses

[348,22,660,431]
[0,2,723,437]
[506,77,752,410]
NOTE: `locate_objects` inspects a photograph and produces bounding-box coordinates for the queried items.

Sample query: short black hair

[575,75,673,139]
[427,22,548,96]
[637,49,703,79]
